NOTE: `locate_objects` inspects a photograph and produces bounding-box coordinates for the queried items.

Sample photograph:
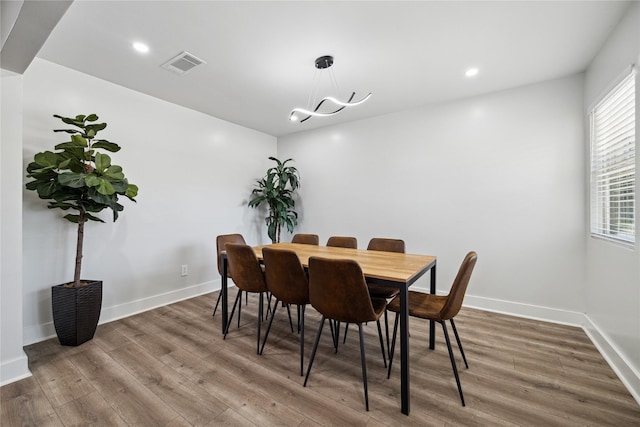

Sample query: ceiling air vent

[161,51,206,75]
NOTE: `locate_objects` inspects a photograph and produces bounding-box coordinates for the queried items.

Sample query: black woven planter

[51,280,102,346]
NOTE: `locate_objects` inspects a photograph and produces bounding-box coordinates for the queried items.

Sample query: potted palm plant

[25,113,138,346]
[248,157,300,243]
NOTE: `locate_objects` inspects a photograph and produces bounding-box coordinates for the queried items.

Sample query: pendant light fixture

[289,55,372,123]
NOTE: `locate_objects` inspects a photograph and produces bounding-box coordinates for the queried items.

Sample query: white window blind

[590,68,636,245]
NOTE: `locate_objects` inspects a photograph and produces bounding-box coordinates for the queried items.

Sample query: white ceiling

[35,1,631,137]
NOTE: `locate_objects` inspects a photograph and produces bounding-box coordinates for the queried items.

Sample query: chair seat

[367,283,400,299]
[387,291,448,321]
[370,297,388,318]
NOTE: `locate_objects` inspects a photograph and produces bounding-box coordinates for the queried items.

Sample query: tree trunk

[73,210,85,287]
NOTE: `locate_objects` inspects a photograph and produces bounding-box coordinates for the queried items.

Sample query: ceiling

[32,1,631,137]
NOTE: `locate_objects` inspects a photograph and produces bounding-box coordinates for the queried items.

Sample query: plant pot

[51,280,102,346]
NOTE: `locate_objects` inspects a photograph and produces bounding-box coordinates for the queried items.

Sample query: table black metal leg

[400,284,410,415]
[221,255,228,334]
[429,264,436,350]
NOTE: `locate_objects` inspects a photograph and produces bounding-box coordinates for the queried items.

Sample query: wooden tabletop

[252,242,436,285]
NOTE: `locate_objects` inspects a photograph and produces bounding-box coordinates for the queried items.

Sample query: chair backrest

[308,256,377,323]
[216,234,246,276]
[440,251,478,320]
[291,233,320,245]
[326,236,358,249]
[367,238,405,253]
[225,243,268,293]
[262,247,309,305]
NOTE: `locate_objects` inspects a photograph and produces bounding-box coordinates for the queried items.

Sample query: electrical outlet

[181,264,188,276]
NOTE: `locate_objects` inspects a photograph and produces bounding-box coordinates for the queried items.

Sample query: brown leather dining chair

[260,247,310,376]
[326,236,357,249]
[291,233,320,245]
[366,238,405,299]
[304,256,387,411]
[223,243,269,354]
[387,251,478,406]
[324,235,358,348]
[213,233,247,316]
[344,238,406,351]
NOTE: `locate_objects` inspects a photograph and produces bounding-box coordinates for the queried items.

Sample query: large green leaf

[26,163,57,177]
[88,191,112,205]
[103,165,124,180]
[36,181,57,198]
[34,151,58,167]
[109,179,128,193]
[53,129,80,134]
[58,172,86,188]
[125,183,138,200]
[95,178,115,195]
[94,152,111,173]
[70,134,88,147]
[86,122,107,133]
[92,140,121,152]
[63,213,81,223]
[85,212,105,223]
[84,174,101,187]
[48,202,75,210]
[56,147,85,165]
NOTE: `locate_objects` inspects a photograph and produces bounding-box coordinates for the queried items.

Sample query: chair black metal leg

[343,323,349,344]
[450,319,468,369]
[257,292,264,354]
[286,304,294,333]
[212,291,222,316]
[441,321,465,406]
[387,312,399,379]
[304,316,326,387]
[384,309,391,358]
[224,291,242,338]
[265,292,272,319]
[358,324,370,411]
[237,289,242,328]
[297,305,301,333]
[329,320,340,352]
[376,320,387,368]
[259,298,280,355]
[300,305,306,376]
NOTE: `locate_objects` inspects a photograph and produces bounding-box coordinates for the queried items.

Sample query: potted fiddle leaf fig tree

[25,113,138,346]
[248,157,300,243]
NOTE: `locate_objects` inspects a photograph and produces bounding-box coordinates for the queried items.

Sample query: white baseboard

[23,280,220,346]
[583,315,640,405]
[460,293,587,326]
[0,352,31,386]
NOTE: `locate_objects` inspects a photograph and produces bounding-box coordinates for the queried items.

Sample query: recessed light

[132,42,149,54]
[465,68,479,78]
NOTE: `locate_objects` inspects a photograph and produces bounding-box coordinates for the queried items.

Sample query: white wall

[279,74,586,321]
[1,70,30,385]
[583,1,640,401]
[21,58,276,344]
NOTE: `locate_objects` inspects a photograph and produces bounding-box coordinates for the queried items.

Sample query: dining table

[219,242,437,415]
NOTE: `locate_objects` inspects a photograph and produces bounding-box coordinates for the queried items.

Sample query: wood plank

[69,346,181,425]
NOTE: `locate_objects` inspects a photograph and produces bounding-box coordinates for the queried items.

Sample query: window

[590,68,636,245]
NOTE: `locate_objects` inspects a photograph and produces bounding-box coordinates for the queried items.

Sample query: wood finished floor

[2,291,639,426]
